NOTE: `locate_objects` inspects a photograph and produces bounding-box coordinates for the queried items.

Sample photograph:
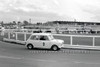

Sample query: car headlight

[61,40,64,44]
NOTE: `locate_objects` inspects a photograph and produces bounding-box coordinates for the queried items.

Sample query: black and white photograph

[0,0,100,67]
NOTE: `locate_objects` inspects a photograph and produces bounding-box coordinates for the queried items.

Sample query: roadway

[0,41,100,67]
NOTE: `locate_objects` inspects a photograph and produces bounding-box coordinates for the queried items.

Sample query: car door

[29,35,41,48]
[39,35,51,48]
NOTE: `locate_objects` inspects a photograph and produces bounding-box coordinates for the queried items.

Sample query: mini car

[25,33,64,51]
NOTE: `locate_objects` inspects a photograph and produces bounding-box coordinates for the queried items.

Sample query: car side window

[30,35,39,40]
[39,36,49,40]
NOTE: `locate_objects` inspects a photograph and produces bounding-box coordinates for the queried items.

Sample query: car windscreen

[49,35,54,40]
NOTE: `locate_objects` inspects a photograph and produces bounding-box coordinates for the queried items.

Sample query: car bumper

[58,44,64,48]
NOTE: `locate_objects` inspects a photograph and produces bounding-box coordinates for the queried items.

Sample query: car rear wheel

[27,44,34,50]
[52,45,59,51]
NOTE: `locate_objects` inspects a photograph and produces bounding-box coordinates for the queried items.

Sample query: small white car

[25,33,64,51]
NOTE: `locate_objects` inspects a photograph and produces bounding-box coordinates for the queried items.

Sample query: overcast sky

[0,0,100,23]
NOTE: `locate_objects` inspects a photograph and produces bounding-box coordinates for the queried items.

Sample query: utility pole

[74,19,76,22]
[29,18,31,24]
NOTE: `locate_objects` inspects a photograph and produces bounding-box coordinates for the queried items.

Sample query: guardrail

[2,31,100,50]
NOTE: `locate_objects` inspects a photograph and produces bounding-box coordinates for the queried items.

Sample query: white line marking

[36,59,57,62]
[74,61,100,65]
[0,55,22,60]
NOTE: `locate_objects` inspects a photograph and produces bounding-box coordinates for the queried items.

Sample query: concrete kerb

[1,38,100,54]
[0,40,99,54]
[0,40,100,54]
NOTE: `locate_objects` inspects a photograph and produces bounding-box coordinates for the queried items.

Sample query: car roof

[31,33,52,36]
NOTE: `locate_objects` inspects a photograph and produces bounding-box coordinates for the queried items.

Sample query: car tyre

[27,44,34,50]
[52,45,59,51]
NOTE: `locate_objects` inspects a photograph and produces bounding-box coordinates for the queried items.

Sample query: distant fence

[2,29,56,34]
[1,28,100,35]
[3,31,100,50]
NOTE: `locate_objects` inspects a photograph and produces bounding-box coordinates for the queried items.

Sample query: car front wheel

[27,44,34,50]
[51,45,59,51]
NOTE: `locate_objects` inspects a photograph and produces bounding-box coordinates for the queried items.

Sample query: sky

[0,0,100,23]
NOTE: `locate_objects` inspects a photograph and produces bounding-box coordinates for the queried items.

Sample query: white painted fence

[54,34,100,49]
[3,31,100,50]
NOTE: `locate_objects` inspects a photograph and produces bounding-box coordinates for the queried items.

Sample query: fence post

[70,36,73,45]
[16,33,18,40]
[93,37,95,46]
[8,32,10,39]
[24,33,26,41]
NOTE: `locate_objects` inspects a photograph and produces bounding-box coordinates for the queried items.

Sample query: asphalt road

[0,41,100,67]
